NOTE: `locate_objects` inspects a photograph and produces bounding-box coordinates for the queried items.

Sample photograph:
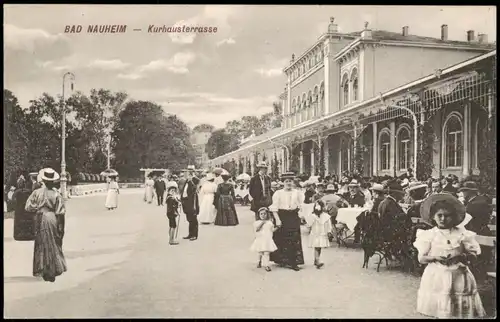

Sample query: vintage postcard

[3,4,497,319]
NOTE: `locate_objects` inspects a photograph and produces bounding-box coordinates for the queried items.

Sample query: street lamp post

[61,72,75,200]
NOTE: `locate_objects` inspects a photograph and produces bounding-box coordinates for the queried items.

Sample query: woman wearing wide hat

[24,168,67,282]
[213,170,239,226]
[269,171,305,271]
[105,176,119,210]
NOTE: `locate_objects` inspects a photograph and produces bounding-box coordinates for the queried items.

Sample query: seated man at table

[312,182,326,203]
[370,183,386,216]
[378,180,410,245]
[321,184,348,224]
[405,181,428,218]
[342,179,365,208]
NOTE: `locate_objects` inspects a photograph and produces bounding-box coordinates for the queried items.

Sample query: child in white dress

[305,200,333,269]
[414,193,486,319]
[250,207,278,272]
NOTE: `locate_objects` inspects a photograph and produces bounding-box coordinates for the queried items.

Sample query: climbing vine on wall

[246,158,252,175]
[354,140,364,177]
[416,109,435,181]
[478,113,496,195]
[273,151,279,179]
[319,145,325,177]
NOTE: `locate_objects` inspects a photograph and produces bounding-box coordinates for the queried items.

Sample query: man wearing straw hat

[460,181,492,236]
[249,161,272,220]
[178,165,200,241]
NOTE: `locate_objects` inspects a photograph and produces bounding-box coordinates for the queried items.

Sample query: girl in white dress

[414,193,486,319]
[305,200,333,269]
[198,174,217,224]
[250,207,278,272]
[105,176,119,210]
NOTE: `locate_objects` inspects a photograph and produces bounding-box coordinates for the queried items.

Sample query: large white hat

[348,179,360,187]
[38,168,60,182]
[166,181,178,190]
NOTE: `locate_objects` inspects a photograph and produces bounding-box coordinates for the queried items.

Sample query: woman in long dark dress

[25,168,67,282]
[269,172,305,271]
[214,172,239,226]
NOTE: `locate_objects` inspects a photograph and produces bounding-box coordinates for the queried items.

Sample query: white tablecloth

[336,207,369,231]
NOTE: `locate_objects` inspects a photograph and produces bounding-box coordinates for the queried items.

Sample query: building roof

[346,29,495,48]
[239,127,283,148]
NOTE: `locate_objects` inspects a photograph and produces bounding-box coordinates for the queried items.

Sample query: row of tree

[205,102,283,159]
[4,89,195,185]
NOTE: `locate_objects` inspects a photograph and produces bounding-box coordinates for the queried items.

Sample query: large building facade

[208,19,496,183]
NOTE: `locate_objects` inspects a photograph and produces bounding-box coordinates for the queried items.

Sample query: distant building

[191,129,212,168]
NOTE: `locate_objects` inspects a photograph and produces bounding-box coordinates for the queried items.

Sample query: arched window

[396,125,411,171]
[443,114,463,168]
[340,136,351,173]
[291,99,296,114]
[473,115,488,169]
[379,129,391,171]
[351,68,359,102]
[341,74,349,107]
[302,94,307,110]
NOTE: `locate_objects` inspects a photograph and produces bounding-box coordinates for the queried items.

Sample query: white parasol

[100,169,119,177]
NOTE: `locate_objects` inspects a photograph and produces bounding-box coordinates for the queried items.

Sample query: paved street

[4,190,425,319]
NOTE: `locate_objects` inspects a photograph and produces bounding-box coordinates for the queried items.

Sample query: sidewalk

[3,190,144,303]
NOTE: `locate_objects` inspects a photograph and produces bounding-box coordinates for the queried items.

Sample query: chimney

[441,24,448,41]
[402,26,409,36]
[478,33,488,44]
[467,30,475,42]
[328,17,338,33]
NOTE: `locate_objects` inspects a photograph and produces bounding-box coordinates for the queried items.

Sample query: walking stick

[175,203,182,239]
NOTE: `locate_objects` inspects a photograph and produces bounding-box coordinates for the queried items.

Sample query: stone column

[372,122,378,176]
[463,103,471,176]
[310,147,315,175]
[299,149,304,174]
[389,121,396,175]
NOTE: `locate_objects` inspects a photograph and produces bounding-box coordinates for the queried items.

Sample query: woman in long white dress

[198,174,217,224]
[144,176,155,204]
[105,176,119,210]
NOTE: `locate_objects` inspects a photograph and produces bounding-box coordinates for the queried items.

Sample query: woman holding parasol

[102,169,120,210]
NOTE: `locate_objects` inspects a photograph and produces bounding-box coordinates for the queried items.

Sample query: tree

[67,89,128,171]
[193,124,214,133]
[112,100,195,178]
[4,90,29,183]
[205,129,238,159]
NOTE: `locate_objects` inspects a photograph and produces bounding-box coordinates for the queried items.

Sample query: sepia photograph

[3,4,497,319]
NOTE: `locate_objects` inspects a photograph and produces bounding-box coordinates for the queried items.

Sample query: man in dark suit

[249,161,272,220]
[342,179,366,208]
[461,181,492,236]
[154,176,167,206]
[378,180,410,248]
[179,165,200,241]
